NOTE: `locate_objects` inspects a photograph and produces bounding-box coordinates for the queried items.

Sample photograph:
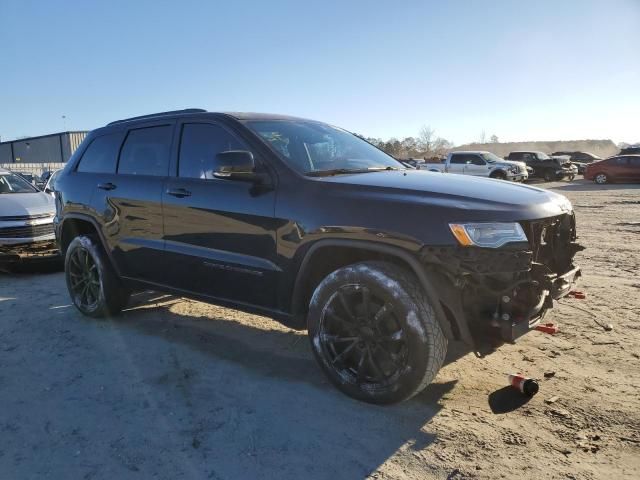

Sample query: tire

[568,174,575,182]
[307,261,447,404]
[65,235,129,318]
[544,171,555,182]
[594,173,608,184]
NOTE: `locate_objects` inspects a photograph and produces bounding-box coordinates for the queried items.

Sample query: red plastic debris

[508,373,539,396]
[535,323,559,334]
[568,290,586,299]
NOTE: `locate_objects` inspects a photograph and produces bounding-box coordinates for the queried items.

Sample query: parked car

[551,151,601,174]
[584,155,640,184]
[424,151,528,181]
[40,170,55,184]
[14,172,37,186]
[55,109,582,404]
[505,151,577,181]
[43,169,62,197]
[0,168,59,268]
[619,146,640,155]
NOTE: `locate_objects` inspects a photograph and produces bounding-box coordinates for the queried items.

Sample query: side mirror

[45,187,53,194]
[213,150,262,182]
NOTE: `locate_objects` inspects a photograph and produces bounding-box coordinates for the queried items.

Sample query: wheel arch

[290,239,455,340]
[59,214,121,276]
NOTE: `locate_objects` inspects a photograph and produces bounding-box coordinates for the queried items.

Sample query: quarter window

[118,126,172,176]
[77,132,123,174]
[178,123,245,179]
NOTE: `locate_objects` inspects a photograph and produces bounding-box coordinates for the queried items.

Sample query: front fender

[289,237,455,340]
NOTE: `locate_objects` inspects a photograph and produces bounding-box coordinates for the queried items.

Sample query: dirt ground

[1,179,638,479]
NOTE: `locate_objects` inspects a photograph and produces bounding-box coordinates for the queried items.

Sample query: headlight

[449,222,527,248]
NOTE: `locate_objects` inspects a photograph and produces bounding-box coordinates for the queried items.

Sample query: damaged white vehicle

[0,168,60,268]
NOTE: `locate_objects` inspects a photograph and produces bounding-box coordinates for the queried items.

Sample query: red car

[584,155,640,184]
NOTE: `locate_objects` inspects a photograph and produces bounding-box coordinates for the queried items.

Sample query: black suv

[55,109,582,404]
[505,151,578,181]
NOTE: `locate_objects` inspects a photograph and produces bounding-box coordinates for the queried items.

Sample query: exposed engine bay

[422,212,584,348]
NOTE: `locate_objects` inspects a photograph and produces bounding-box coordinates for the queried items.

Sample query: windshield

[246,120,403,175]
[0,172,38,194]
[481,152,503,163]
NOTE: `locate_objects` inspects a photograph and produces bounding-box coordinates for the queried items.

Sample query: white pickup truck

[423,151,529,181]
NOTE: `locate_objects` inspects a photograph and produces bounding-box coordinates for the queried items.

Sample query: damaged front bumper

[422,212,583,346]
[0,240,60,265]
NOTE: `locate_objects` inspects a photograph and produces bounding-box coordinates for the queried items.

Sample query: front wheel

[594,173,608,184]
[65,235,129,318]
[307,261,447,404]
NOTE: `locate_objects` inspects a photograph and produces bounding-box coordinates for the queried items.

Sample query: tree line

[357,127,501,159]
[356,126,453,160]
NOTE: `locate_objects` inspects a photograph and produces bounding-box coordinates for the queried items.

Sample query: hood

[0,191,56,217]
[315,170,572,221]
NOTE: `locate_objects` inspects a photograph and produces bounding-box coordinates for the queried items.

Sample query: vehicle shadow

[39,289,458,478]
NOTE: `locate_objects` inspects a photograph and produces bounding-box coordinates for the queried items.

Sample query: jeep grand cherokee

[54,109,583,404]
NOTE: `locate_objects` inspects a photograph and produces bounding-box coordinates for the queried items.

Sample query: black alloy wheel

[319,284,408,386]
[67,246,101,311]
[308,261,447,404]
[65,235,129,317]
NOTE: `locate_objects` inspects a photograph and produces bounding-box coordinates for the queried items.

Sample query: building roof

[0,131,88,145]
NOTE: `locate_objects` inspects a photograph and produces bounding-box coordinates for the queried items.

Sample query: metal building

[0,131,88,164]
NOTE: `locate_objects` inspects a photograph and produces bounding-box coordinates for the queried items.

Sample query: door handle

[166,188,192,198]
[97,182,116,191]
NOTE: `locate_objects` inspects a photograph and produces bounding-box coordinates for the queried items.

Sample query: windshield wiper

[305,166,399,177]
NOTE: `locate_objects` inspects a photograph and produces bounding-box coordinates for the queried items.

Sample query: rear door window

[449,154,467,164]
[76,132,123,173]
[178,123,245,179]
[118,126,172,176]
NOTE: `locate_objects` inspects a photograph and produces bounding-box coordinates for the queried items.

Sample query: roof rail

[107,108,207,126]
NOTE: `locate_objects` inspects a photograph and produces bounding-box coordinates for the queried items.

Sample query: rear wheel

[544,171,555,182]
[307,261,447,404]
[594,173,608,184]
[65,235,129,318]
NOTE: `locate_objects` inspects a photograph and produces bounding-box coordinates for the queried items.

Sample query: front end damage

[422,212,584,348]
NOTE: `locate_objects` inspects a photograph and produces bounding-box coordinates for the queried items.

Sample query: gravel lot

[1,179,639,479]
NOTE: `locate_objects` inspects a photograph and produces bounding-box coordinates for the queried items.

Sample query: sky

[1,0,639,145]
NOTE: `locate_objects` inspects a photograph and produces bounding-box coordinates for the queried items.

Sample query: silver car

[0,168,59,267]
